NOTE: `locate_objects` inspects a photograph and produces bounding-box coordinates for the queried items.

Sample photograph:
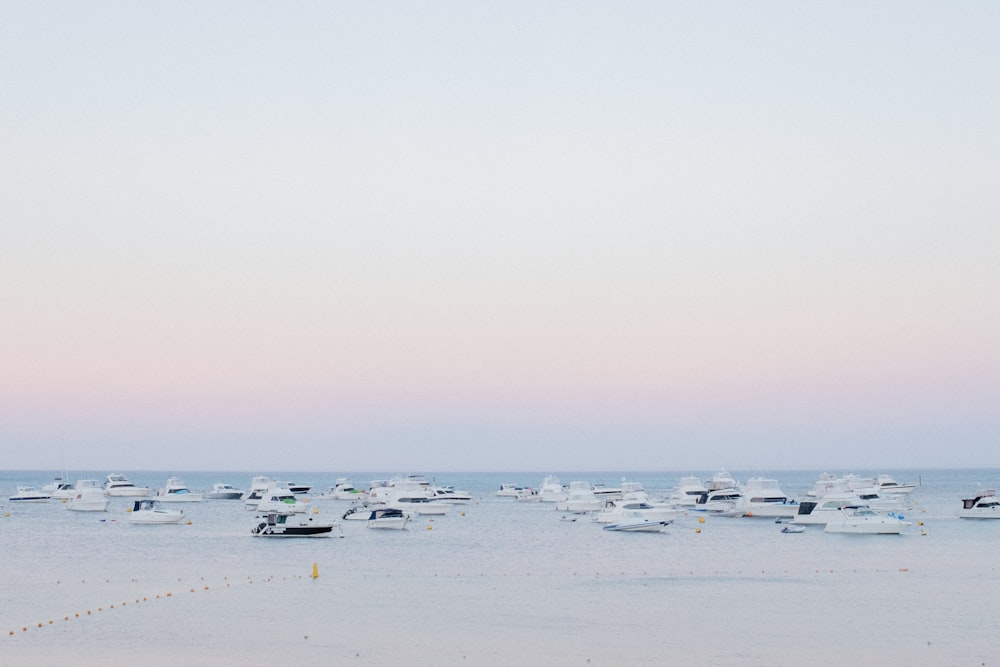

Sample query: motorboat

[781,525,806,534]
[602,511,670,533]
[156,477,204,502]
[514,487,540,501]
[692,487,743,514]
[792,494,859,525]
[205,483,245,500]
[391,495,449,515]
[876,474,916,494]
[537,476,567,503]
[430,485,472,504]
[556,481,603,513]
[367,507,409,529]
[285,482,311,495]
[591,483,623,502]
[256,485,309,514]
[8,485,50,502]
[128,499,185,524]
[342,502,381,521]
[495,483,525,498]
[66,480,110,512]
[104,473,152,497]
[733,478,799,518]
[593,500,678,524]
[251,511,336,537]
[242,476,275,508]
[318,478,368,500]
[706,469,741,493]
[670,476,709,507]
[42,478,77,499]
[958,490,1000,519]
[824,505,911,534]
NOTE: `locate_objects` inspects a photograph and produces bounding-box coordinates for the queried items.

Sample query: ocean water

[1,469,998,666]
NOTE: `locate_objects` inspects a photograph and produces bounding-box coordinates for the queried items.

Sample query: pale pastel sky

[1,2,997,472]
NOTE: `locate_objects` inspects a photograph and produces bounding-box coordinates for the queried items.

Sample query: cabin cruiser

[242,476,275,508]
[732,478,798,518]
[8,486,50,502]
[958,490,1000,519]
[593,500,678,524]
[391,495,449,515]
[285,482,311,495]
[156,477,204,502]
[128,499,185,524]
[693,487,743,514]
[66,480,110,512]
[876,474,916,494]
[205,483,245,500]
[430,485,472,504]
[602,511,670,533]
[793,494,869,525]
[670,476,709,507]
[537,476,567,503]
[824,505,910,534]
[495,483,525,498]
[367,507,409,529]
[256,485,309,513]
[556,481,603,513]
[104,474,152,497]
[252,510,336,537]
[42,478,77,499]
[318,478,368,500]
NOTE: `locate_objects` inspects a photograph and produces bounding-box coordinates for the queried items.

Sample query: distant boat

[251,511,336,537]
[958,490,1000,519]
[128,499,185,524]
[9,485,50,502]
[104,474,152,497]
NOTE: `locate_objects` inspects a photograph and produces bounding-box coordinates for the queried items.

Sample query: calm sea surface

[2,469,998,666]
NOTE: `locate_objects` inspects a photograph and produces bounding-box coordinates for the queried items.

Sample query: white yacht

[127,499,185,524]
[104,473,152,497]
[42,478,77,499]
[793,494,866,525]
[9,486,50,502]
[242,476,275,508]
[430,485,472,504]
[593,500,678,524]
[602,511,670,533]
[876,474,916,494]
[670,476,709,507]
[256,484,309,514]
[495,483,525,498]
[733,477,798,518]
[958,490,1000,519]
[318,478,368,500]
[537,476,567,503]
[556,481,603,513]
[205,483,245,500]
[66,480,110,512]
[156,477,203,502]
[367,507,409,529]
[824,506,911,534]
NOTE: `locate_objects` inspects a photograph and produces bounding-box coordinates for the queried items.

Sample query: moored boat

[104,473,152,497]
[367,507,409,529]
[958,490,1000,519]
[66,480,110,512]
[251,511,336,537]
[824,505,910,534]
[156,477,204,502]
[128,499,185,524]
[602,511,670,533]
[8,485,50,502]
[205,482,245,500]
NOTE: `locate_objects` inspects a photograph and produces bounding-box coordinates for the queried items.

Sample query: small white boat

[876,474,916,494]
[342,502,380,521]
[318,478,368,501]
[958,490,1000,519]
[537,476,567,503]
[824,506,911,535]
[602,511,670,533]
[8,485,50,502]
[251,511,336,537]
[781,525,806,534]
[367,507,409,529]
[156,477,204,502]
[670,476,709,507]
[104,473,152,497]
[495,483,525,498]
[256,485,309,513]
[594,500,678,524]
[66,480,110,512]
[42,478,76,499]
[430,485,472,504]
[205,483,245,500]
[391,496,449,515]
[128,499,185,524]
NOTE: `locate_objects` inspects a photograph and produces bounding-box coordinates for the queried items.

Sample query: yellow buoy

[311,563,319,579]
[695,528,702,533]
[698,516,705,524]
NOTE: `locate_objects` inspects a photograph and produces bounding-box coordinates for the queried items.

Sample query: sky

[1,2,997,473]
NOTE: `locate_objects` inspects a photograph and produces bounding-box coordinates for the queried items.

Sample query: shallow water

[1,469,998,666]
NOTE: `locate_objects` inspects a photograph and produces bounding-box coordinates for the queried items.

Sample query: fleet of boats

[5,469,994,538]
